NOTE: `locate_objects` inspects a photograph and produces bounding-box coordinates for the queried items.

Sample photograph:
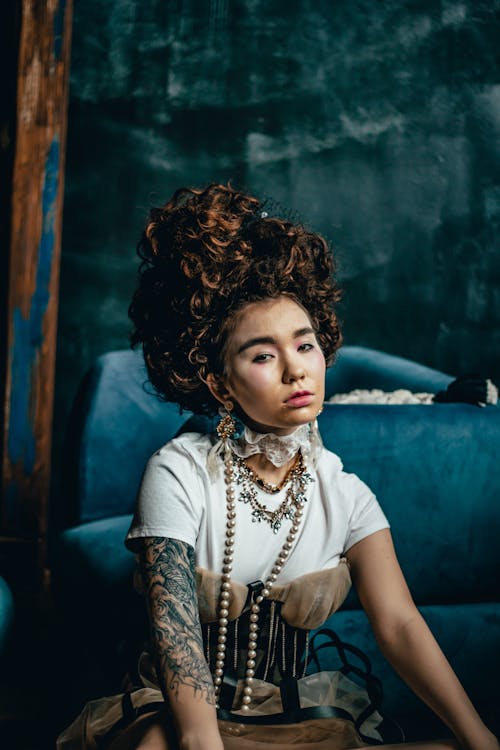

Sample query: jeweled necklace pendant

[232,451,313,533]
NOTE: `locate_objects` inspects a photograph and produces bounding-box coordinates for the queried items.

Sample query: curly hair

[129,183,342,415]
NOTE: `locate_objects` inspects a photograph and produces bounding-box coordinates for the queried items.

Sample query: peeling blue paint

[8,308,37,472]
[6,138,60,522]
[53,0,67,60]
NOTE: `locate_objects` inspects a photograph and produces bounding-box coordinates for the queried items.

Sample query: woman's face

[212,296,326,435]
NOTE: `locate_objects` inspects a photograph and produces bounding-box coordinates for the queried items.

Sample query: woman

[59,184,498,750]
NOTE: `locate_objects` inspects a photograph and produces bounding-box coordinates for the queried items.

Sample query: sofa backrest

[318,402,500,606]
[59,345,454,526]
[326,345,451,394]
[60,346,500,607]
[60,349,190,526]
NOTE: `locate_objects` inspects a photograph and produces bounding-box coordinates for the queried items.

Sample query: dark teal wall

[55,0,500,462]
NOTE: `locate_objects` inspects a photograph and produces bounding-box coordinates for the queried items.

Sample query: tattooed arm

[138,536,224,750]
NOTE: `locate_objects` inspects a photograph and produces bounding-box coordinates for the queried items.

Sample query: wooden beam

[1,0,73,578]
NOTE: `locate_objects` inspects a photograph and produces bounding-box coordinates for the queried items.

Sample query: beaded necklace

[213,446,311,710]
[233,451,313,534]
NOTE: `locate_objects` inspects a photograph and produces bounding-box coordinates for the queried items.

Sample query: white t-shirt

[126,432,389,585]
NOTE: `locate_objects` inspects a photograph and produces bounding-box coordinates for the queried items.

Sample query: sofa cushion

[53,515,135,599]
[53,515,500,741]
[322,602,500,740]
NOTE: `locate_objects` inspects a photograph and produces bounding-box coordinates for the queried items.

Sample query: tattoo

[138,537,216,706]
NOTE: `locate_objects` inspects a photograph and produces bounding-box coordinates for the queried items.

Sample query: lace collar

[230,422,321,467]
[207,420,323,478]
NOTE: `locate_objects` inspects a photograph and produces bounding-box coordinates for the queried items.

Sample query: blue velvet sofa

[51,346,500,741]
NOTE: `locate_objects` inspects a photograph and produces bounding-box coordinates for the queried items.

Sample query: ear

[205,373,233,407]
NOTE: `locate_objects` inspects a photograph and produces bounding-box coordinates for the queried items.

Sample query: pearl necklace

[213,448,309,710]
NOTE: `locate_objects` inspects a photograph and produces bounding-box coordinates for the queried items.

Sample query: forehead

[228,296,313,346]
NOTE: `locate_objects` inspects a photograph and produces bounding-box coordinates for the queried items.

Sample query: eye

[298,342,314,352]
[252,353,273,363]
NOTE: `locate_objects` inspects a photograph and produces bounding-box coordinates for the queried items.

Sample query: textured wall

[55,0,500,463]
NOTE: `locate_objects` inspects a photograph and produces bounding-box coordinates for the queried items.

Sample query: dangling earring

[217,400,236,440]
[208,401,237,478]
[307,410,324,467]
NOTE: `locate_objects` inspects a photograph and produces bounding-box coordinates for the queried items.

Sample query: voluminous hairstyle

[129,183,342,415]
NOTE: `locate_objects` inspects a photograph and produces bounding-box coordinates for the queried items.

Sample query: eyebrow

[236,327,315,354]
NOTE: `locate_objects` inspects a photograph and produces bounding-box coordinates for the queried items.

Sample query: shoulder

[316,447,375,506]
[316,446,344,476]
[314,448,389,552]
[128,433,215,549]
[141,431,217,492]
[148,431,215,470]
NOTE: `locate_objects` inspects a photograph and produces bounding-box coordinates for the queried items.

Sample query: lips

[285,390,314,407]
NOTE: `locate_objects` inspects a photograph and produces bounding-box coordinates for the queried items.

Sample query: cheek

[243,366,275,392]
[229,365,275,400]
[310,350,326,398]
[310,348,326,375]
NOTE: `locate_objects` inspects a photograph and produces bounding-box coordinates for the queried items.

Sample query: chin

[284,406,319,423]
[277,416,313,434]
[244,408,316,434]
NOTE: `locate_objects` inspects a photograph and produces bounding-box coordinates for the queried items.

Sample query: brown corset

[196,560,352,631]
[136,561,354,698]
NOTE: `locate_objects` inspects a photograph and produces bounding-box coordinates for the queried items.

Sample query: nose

[282,352,306,384]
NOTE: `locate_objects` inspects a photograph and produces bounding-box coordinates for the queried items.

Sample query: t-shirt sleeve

[125,440,204,550]
[340,471,390,553]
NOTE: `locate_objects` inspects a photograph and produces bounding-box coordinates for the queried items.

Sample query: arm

[346,529,499,750]
[137,536,223,750]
